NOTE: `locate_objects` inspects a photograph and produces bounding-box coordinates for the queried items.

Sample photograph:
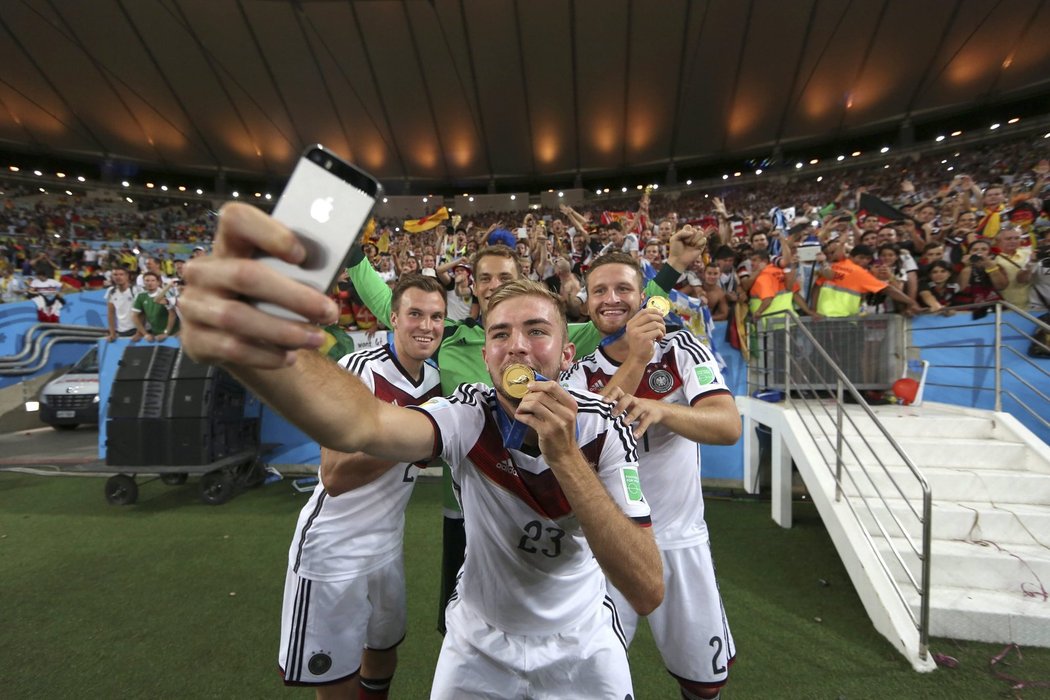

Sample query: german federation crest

[648,369,674,394]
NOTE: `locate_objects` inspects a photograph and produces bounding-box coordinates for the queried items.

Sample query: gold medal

[501,364,536,399]
[646,296,671,316]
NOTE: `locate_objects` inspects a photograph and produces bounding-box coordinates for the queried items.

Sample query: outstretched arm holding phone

[180,202,436,463]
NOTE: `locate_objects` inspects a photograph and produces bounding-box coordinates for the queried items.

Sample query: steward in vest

[814,241,920,317]
[748,248,819,323]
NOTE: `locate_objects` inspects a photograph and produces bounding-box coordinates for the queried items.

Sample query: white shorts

[278,554,407,686]
[431,595,634,699]
[609,541,735,690]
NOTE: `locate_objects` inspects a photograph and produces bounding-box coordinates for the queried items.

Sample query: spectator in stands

[598,221,639,259]
[105,267,140,340]
[698,264,730,321]
[441,262,474,321]
[1030,229,1050,313]
[545,257,583,320]
[131,271,177,342]
[0,261,25,303]
[376,254,397,283]
[957,238,1006,306]
[993,225,1032,308]
[569,228,593,274]
[871,244,919,309]
[675,256,702,296]
[858,228,878,249]
[399,253,420,276]
[975,182,1007,239]
[164,258,187,326]
[135,256,170,288]
[712,245,742,306]
[918,241,946,274]
[643,240,662,268]
[918,261,960,314]
[26,260,62,297]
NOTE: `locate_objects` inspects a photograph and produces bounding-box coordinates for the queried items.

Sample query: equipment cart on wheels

[102,344,265,506]
[102,449,266,506]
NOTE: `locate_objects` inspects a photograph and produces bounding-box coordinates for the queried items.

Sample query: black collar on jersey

[384,342,432,388]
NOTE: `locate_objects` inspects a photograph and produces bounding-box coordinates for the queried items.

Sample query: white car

[37,347,100,430]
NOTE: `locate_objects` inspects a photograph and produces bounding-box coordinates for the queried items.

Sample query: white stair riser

[831,416,996,440]
[813,439,1037,470]
[858,505,1050,548]
[840,469,1050,504]
[877,542,1050,592]
[907,598,1050,647]
[927,613,1050,646]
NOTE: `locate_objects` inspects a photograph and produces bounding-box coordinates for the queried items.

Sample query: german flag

[404,207,450,233]
[857,193,910,224]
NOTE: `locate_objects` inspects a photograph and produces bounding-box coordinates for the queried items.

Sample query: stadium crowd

[336,132,1050,334]
[3,132,1050,340]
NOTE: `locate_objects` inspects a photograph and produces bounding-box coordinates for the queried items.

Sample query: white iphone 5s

[256,145,382,321]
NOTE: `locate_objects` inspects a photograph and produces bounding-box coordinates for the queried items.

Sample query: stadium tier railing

[907,301,1050,437]
[0,323,107,375]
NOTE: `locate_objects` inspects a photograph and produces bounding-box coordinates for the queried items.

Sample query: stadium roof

[2,0,1050,191]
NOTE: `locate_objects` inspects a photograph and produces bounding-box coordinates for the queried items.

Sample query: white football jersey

[562,329,730,548]
[411,383,650,636]
[287,345,442,581]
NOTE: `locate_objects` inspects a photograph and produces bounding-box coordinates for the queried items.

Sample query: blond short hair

[485,279,568,343]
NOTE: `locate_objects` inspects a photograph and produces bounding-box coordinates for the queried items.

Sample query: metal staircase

[739,305,1050,671]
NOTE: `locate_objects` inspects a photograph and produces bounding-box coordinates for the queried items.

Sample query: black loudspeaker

[165,378,213,419]
[106,418,167,466]
[116,346,178,382]
[220,418,261,455]
[109,380,168,419]
[165,377,246,419]
[215,383,247,419]
[169,349,218,380]
[166,418,222,465]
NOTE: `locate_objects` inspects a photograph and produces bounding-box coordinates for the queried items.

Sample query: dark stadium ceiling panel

[1,0,1049,188]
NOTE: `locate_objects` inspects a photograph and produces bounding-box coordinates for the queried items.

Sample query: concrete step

[879,537,1050,593]
[829,412,997,440]
[812,436,1041,471]
[859,500,1050,548]
[839,465,1050,505]
[913,586,1050,646]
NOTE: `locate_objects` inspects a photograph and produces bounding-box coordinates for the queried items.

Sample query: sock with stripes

[358,675,393,700]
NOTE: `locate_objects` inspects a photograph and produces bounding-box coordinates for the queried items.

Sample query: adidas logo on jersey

[494,459,518,476]
[588,379,606,393]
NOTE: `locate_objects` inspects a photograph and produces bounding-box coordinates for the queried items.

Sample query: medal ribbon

[496,371,549,450]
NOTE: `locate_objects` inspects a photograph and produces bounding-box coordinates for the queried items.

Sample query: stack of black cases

[106,346,260,467]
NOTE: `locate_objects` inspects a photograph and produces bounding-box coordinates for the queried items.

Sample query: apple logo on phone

[310,196,334,224]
